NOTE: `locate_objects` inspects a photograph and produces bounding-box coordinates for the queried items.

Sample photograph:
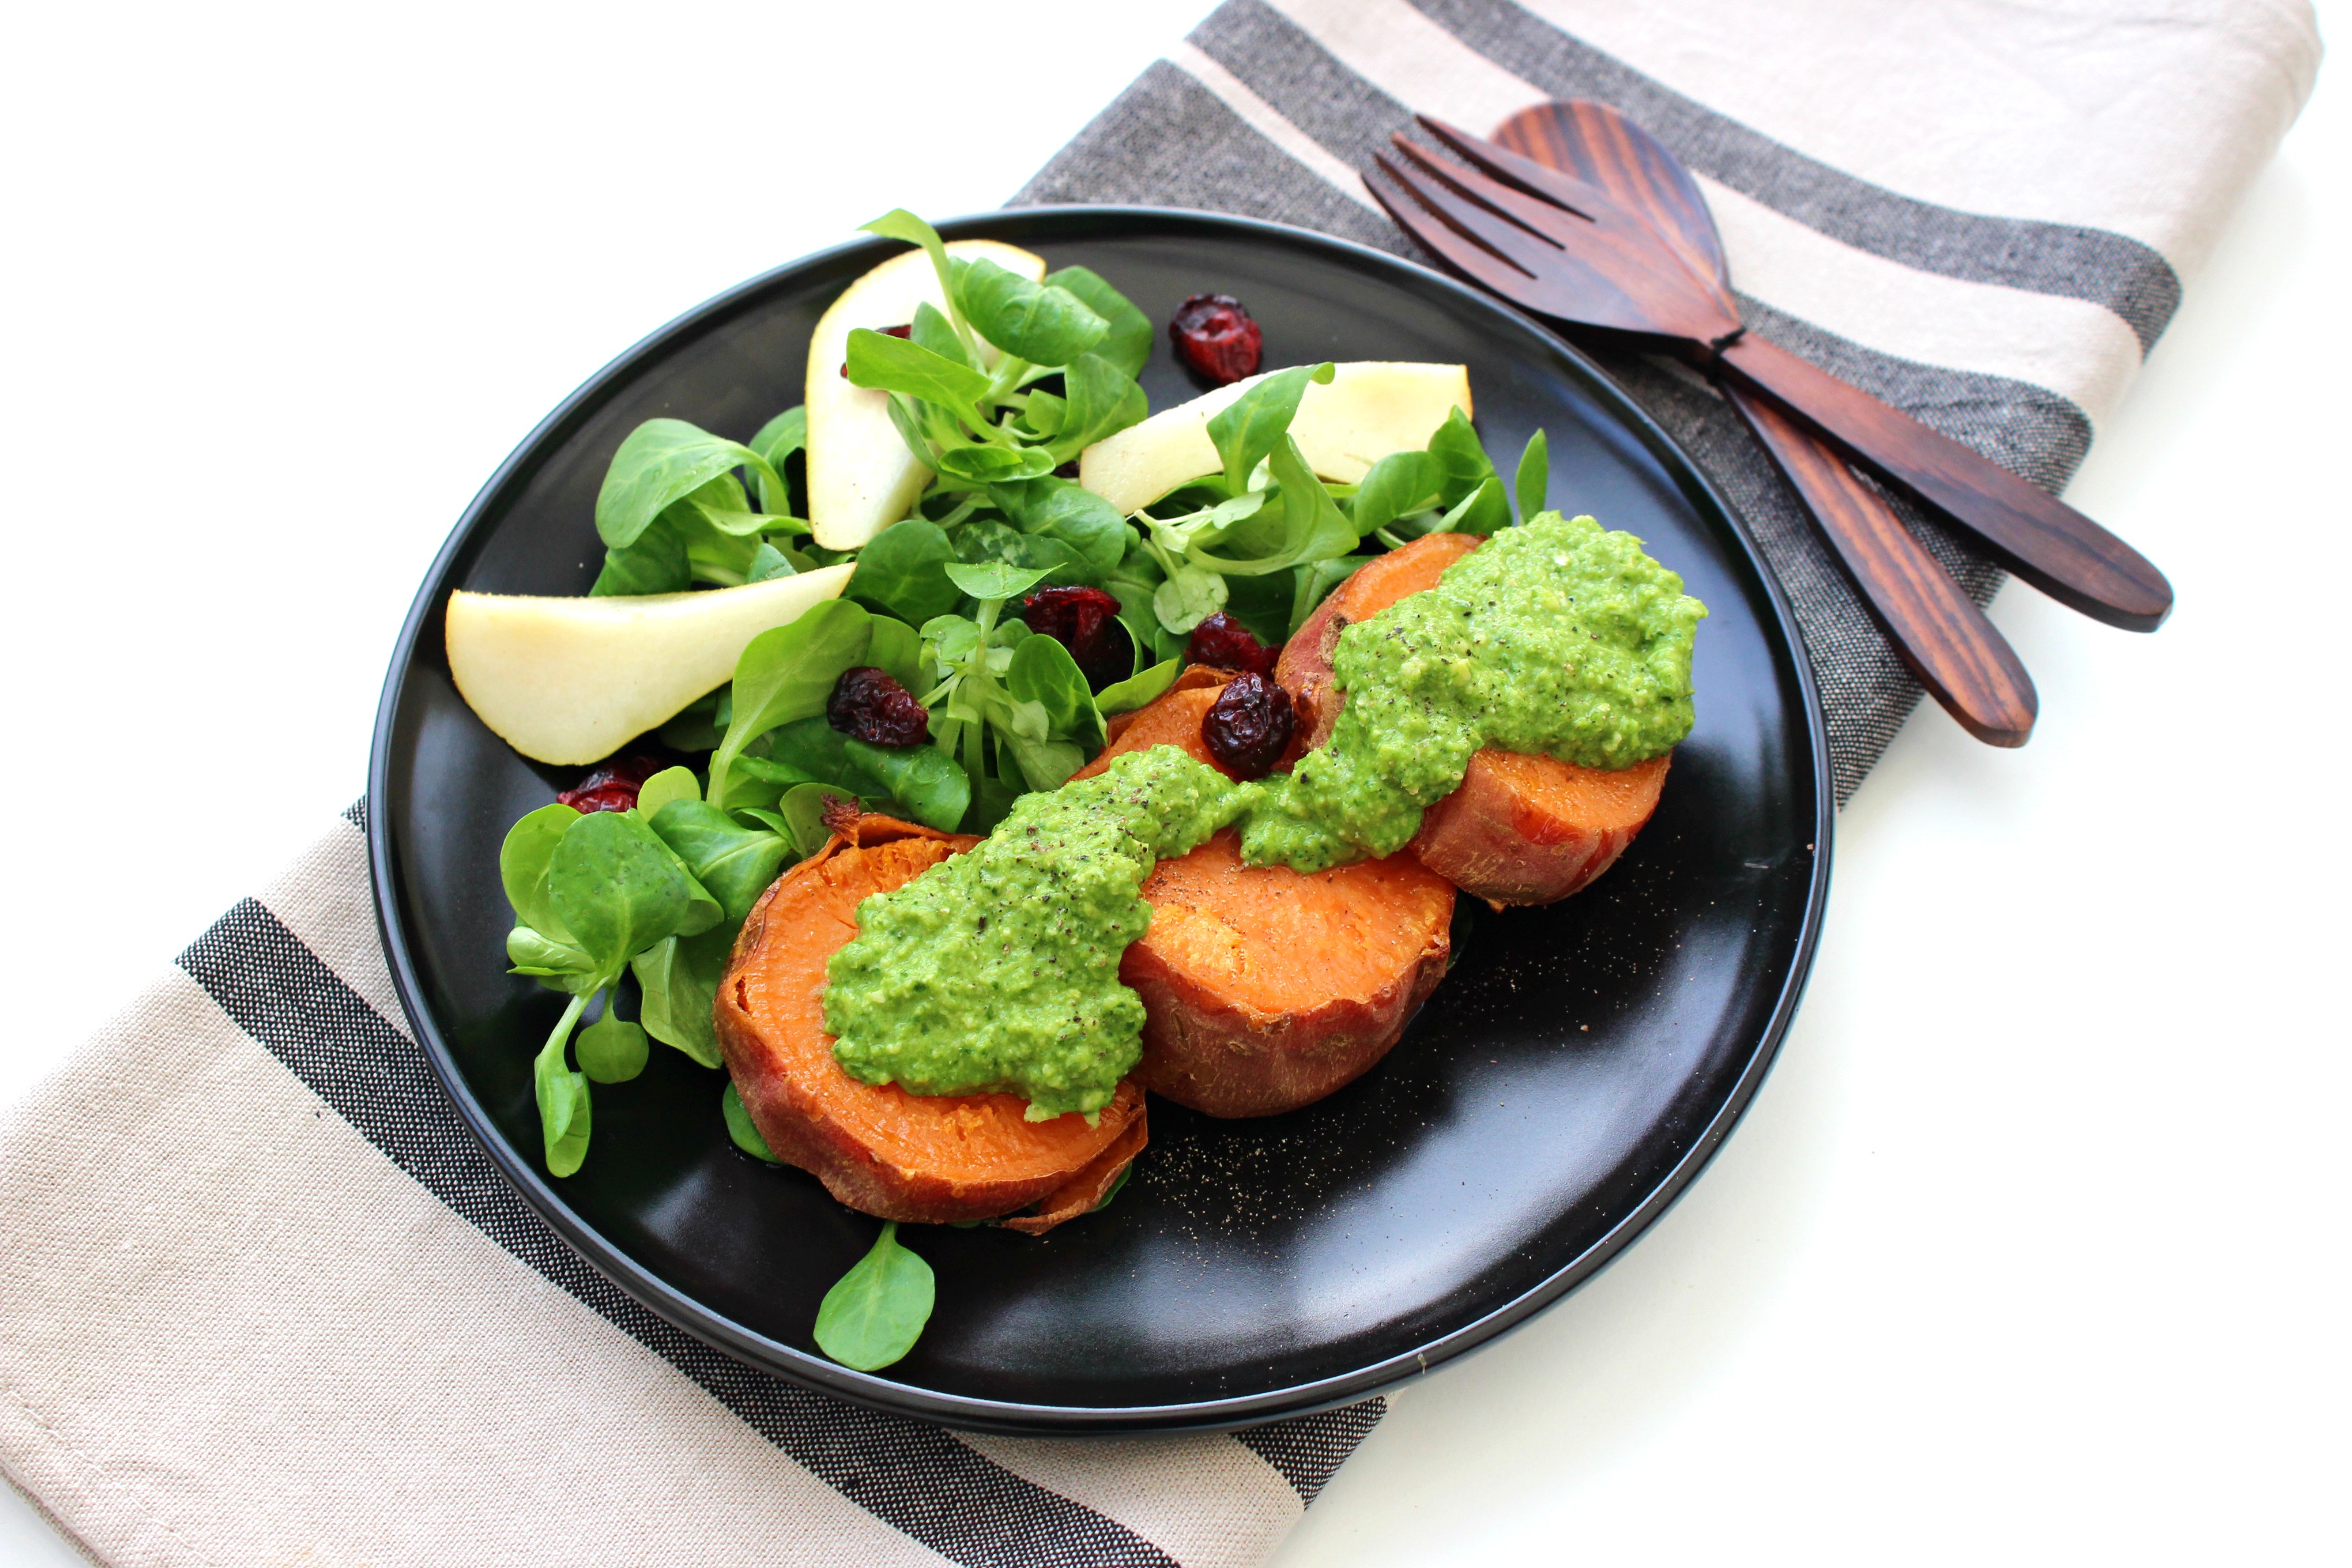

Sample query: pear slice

[805,239,1046,551]
[1078,361,1473,514]
[446,565,854,765]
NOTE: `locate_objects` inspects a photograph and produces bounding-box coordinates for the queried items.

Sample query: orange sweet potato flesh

[715,813,1147,1229]
[1279,533,1482,755]
[1080,666,1237,780]
[1411,749,1669,908]
[1079,674,1458,1117]
[1123,830,1453,1117]
[1275,532,1671,909]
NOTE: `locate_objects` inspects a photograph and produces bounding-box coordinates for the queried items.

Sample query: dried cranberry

[839,322,913,376]
[558,755,666,814]
[1185,611,1279,678]
[1200,672,1296,780]
[1169,294,1263,385]
[826,666,930,747]
[1023,585,1132,689]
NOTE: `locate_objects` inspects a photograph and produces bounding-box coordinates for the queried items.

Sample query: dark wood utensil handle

[1729,385,2037,746]
[1716,331,2171,632]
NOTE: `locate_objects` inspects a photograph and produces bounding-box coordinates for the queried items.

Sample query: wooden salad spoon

[1488,99,2037,747]
[1364,116,2172,636]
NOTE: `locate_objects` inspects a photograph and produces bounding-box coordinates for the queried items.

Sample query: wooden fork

[1366,116,2171,636]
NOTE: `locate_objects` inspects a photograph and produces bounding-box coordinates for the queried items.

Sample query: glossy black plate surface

[368,207,1831,1433]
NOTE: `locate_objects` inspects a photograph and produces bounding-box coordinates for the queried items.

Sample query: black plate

[368,207,1831,1433]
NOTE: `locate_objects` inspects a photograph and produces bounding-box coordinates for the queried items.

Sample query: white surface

[0,3,2342,1564]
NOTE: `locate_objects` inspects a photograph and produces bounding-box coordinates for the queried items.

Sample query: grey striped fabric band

[1010,0,2238,798]
[167,813,1373,1567]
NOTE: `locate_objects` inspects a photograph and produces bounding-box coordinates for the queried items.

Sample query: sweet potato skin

[998,1113,1149,1235]
[1122,830,1453,1117]
[1079,676,1460,1116]
[1409,749,1670,911]
[1279,533,1481,757]
[715,814,1146,1229]
[1277,531,1669,906]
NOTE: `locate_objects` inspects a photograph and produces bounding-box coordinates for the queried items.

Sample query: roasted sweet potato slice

[1124,830,1453,1117]
[1410,749,1669,907]
[1081,666,1237,779]
[1080,678,1458,1117]
[1279,532,1481,755]
[716,813,1147,1229]
[1277,531,1670,908]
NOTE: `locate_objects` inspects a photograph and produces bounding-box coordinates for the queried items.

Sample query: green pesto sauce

[1241,512,1705,872]
[823,747,1243,1119]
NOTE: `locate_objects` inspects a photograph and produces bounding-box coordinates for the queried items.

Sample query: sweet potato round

[1082,681,1458,1117]
[1122,829,1454,1118]
[715,815,1147,1228]
[1277,531,1670,906]
[1278,532,1481,756]
[1078,668,1237,781]
[1409,749,1669,909]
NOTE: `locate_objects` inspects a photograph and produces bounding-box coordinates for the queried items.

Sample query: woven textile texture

[1015,0,2317,798]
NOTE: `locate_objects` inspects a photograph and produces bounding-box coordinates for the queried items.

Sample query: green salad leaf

[722,1081,781,1163]
[1514,428,1548,525]
[849,520,960,625]
[632,932,726,1069]
[815,1222,936,1372]
[510,808,706,1176]
[1048,353,1149,462]
[944,560,1051,602]
[846,208,1149,522]
[1045,265,1153,379]
[859,209,973,358]
[648,800,793,926]
[1206,361,1333,493]
[866,615,926,694]
[546,811,695,978]
[846,328,992,410]
[500,804,581,942]
[596,419,789,546]
[1095,656,1181,715]
[934,443,1056,484]
[706,599,873,813]
[1347,451,1442,540]
[634,766,700,820]
[843,739,970,831]
[534,1013,594,1177]
[955,257,1107,367]
[751,406,807,470]
[589,417,812,596]
[576,1014,649,1085]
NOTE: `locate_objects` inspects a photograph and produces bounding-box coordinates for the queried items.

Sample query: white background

[2,3,2342,1563]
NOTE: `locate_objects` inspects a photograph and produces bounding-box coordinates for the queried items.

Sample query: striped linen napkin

[0,3,2316,1565]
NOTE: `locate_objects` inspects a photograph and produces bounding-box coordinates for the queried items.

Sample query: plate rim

[366,203,1835,1434]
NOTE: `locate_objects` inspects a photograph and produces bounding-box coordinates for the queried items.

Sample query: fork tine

[1371,146,1563,278]
[1386,135,1592,251]
[1364,159,1541,292]
[1416,114,1627,225]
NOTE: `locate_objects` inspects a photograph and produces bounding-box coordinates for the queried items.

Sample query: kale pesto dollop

[823,747,1243,1119]
[1242,512,1705,871]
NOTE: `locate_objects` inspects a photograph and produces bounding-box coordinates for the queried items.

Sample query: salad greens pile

[845,210,1152,487]
[591,410,825,595]
[492,207,1553,1369]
